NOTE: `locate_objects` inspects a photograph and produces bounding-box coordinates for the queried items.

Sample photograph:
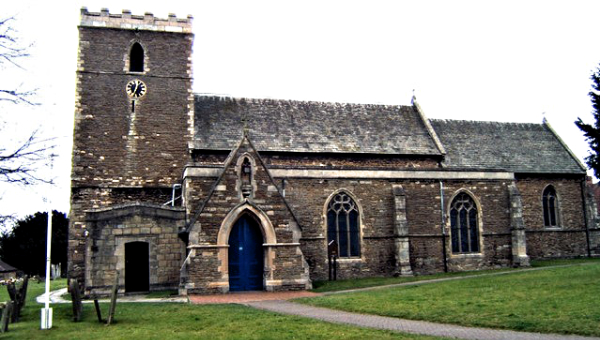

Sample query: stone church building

[68,8,600,296]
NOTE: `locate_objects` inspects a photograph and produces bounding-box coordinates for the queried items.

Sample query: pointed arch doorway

[228,215,264,291]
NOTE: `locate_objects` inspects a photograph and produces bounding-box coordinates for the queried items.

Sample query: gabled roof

[184,134,302,235]
[0,259,17,273]
[430,119,586,174]
[192,95,443,156]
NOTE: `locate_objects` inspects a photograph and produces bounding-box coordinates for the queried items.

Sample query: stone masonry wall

[442,180,513,272]
[69,16,193,286]
[85,204,186,296]
[284,178,514,280]
[517,176,589,258]
[69,187,174,283]
[192,151,442,170]
[183,139,310,293]
[73,26,192,188]
[285,178,396,281]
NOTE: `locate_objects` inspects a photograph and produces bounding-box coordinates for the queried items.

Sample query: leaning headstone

[106,272,119,326]
[6,283,19,323]
[0,301,13,333]
[70,279,83,322]
[18,276,28,309]
[6,284,16,301]
[6,276,28,323]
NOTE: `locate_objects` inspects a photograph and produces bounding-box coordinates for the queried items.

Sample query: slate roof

[0,259,16,273]
[193,96,443,156]
[430,119,586,174]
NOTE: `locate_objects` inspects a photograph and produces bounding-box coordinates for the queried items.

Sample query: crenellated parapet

[80,7,193,33]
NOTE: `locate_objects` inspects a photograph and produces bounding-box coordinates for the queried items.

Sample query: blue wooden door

[228,216,264,291]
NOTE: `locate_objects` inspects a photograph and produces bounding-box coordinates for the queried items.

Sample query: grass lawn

[0,279,448,339]
[311,267,518,293]
[312,258,600,293]
[530,257,600,267]
[299,261,600,336]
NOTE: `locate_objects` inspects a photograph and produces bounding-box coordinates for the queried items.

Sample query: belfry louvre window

[327,192,360,257]
[130,42,144,72]
[542,186,559,227]
[450,192,480,254]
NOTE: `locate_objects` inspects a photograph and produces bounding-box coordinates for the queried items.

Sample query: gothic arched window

[130,42,144,72]
[542,185,559,227]
[450,192,480,254]
[327,192,360,257]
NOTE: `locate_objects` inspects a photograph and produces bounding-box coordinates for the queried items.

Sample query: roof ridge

[193,93,412,109]
[430,118,543,126]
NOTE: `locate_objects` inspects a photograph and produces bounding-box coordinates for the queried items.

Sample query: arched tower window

[327,192,360,258]
[130,42,144,72]
[450,192,480,254]
[542,185,559,227]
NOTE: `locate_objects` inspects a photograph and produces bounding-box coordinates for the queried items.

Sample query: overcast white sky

[1,1,600,223]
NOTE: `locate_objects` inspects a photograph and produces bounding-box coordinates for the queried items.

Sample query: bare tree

[0,17,52,186]
[0,17,35,105]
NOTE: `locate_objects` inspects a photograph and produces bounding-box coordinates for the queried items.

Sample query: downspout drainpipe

[580,178,592,258]
[440,180,448,272]
[172,183,182,207]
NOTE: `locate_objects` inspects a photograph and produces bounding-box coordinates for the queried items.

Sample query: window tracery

[327,192,360,257]
[450,192,480,254]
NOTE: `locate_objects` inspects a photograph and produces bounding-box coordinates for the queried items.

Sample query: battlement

[80,7,193,33]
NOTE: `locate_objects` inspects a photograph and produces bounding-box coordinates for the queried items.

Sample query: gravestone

[94,272,120,325]
[69,279,83,321]
[6,276,28,322]
[106,272,119,325]
[0,301,13,333]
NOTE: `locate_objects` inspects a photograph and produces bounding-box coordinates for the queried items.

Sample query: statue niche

[240,157,253,199]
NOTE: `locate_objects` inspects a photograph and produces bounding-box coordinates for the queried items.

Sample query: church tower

[69,8,193,290]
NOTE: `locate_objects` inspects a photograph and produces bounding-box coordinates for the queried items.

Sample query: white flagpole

[41,155,54,330]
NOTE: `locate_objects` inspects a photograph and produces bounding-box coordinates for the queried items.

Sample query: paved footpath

[36,288,187,304]
[246,299,600,340]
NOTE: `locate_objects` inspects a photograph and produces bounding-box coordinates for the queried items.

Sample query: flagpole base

[41,308,52,329]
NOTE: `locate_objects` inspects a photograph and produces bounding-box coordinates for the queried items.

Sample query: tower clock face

[126,79,147,98]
